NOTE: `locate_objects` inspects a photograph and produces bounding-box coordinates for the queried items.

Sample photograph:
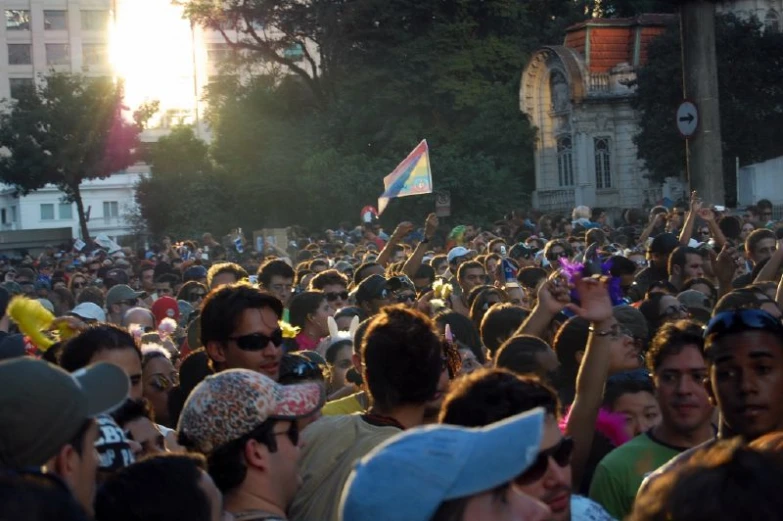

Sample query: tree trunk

[72,184,90,241]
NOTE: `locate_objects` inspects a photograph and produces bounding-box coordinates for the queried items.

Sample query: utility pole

[680,0,725,205]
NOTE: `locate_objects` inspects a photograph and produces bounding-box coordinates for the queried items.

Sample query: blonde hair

[572,205,592,220]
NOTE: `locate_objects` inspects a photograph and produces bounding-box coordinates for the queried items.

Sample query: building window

[766,9,780,33]
[594,137,612,189]
[44,10,68,30]
[1,209,6,225]
[81,10,109,31]
[40,204,55,221]
[58,203,72,220]
[46,44,70,66]
[10,206,16,222]
[5,10,30,30]
[82,43,109,67]
[8,44,32,66]
[103,201,119,221]
[284,43,304,62]
[557,136,574,187]
[9,78,34,99]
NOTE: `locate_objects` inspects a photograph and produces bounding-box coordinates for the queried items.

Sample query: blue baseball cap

[339,408,544,521]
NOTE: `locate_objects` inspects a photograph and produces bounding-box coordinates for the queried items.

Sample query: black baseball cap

[0,359,129,469]
[355,275,390,304]
[649,233,680,255]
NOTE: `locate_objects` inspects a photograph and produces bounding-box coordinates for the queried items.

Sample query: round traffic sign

[676,100,699,138]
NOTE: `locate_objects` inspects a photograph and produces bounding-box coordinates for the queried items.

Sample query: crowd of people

[2,193,783,521]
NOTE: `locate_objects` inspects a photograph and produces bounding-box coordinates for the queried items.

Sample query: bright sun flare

[110,0,205,123]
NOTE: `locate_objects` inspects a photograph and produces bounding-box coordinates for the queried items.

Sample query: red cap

[151,296,179,325]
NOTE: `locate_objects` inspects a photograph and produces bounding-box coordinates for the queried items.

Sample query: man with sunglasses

[178,369,323,521]
[440,369,613,521]
[509,243,537,269]
[310,269,350,312]
[106,284,146,326]
[201,283,286,381]
[639,308,783,495]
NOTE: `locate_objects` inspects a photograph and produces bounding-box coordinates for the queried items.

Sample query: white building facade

[0,168,144,238]
[520,15,680,215]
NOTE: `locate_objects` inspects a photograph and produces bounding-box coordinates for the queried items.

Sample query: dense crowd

[2,193,783,521]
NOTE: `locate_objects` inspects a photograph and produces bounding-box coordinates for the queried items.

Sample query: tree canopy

[632,13,783,205]
[0,74,143,239]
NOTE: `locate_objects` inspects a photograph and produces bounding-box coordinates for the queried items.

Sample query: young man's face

[207,307,283,381]
[266,275,294,307]
[681,253,705,280]
[322,283,349,311]
[459,267,486,294]
[751,238,777,264]
[155,282,173,297]
[709,331,783,441]
[653,345,713,436]
[141,269,155,291]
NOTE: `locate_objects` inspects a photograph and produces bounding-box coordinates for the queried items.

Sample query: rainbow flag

[378,139,433,214]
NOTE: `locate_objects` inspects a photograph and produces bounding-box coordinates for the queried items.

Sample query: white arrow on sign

[676,100,699,138]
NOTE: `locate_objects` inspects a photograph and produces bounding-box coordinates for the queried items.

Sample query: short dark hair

[440,369,559,425]
[94,453,212,521]
[517,267,547,290]
[480,303,528,358]
[309,269,348,291]
[756,199,773,211]
[718,215,741,240]
[354,262,381,285]
[154,273,180,286]
[288,291,326,329]
[257,259,295,288]
[746,229,775,258]
[191,419,279,494]
[362,306,442,412]
[714,287,774,314]
[494,335,552,376]
[206,262,248,288]
[603,376,655,410]
[456,260,484,283]
[177,281,208,302]
[112,398,154,428]
[646,320,704,373]
[59,324,140,372]
[429,255,447,271]
[414,264,435,283]
[200,283,283,347]
[668,247,701,275]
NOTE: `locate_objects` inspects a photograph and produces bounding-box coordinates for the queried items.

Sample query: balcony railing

[534,188,576,212]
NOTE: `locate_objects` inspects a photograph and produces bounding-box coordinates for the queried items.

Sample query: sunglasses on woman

[229,329,284,351]
[188,291,206,302]
[515,436,574,484]
[325,291,349,302]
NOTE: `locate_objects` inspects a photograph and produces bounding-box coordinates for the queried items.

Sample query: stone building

[520,14,677,214]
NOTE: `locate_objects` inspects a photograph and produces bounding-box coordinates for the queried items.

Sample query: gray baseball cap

[0,358,129,469]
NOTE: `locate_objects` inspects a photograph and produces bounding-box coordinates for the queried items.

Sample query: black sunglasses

[704,309,783,340]
[229,329,284,351]
[188,291,206,302]
[325,291,349,302]
[515,436,574,484]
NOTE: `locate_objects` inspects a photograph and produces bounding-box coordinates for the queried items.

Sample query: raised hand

[392,221,415,240]
[566,276,613,324]
[424,214,438,239]
[537,272,572,315]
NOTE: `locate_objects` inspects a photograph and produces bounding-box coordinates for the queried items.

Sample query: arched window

[550,71,569,112]
[766,9,780,33]
[594,137,612,189]
[557,136,574,187]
